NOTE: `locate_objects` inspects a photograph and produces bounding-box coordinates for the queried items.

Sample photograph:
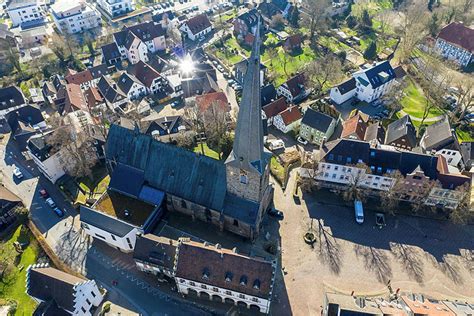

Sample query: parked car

[297,136,308,145]
[268,208,284,219]
[39,189,49,198]
[13,166,23,179]
[45,198,56,208]
[171,101,180,108]
[227,79,235,85]
[53,207,64,217]
[354,199,364,224]
[267,139,285,151]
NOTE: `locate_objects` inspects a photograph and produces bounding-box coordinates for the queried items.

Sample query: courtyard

[271,170,474,316]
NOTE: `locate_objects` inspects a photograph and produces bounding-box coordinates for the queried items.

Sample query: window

[94,233,106,240]
[239,294,245,299]
[337,155,343,162]
[377,167,382,173]
[233,219,239,227]
[253,279,260,289]
[202,268,210,279]
[346,157,352,164]
[179,279,185,283]
[86,298,91,305]
[225,272,233,282]
[111,235,116,241]
[328,154,334,160]
[91,291,96,297]
[332,174,336,179]
[240,169,248,184]
[81,307,86,313]
[370,151,375,157]
[226,290,232,295]
[190,281,195,286]
[252,297,259,302]
[201,284,207,289]
[240,275,247,286]
[213,287,219,292]
[334,166,339,171]
[81,223,90,230]
[126,238,133,249]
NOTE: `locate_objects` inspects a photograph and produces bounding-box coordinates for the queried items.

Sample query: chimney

[232,247,238,253]
[215,243,221,249]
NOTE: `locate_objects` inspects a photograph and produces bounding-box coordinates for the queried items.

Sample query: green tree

[346,15,357,28]
[428,13,440,36]
[289,5,300,27]
[360,9,372,31]
[363,41,377,60]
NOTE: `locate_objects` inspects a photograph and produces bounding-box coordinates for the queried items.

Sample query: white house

[51,0,101,34]
[277,73,308,103]
[180,14,212,41]
[27,133,66,184]
[273,105,302,133]
[174,239,276,314]
[165,74,183,98]
[116,72,147,100]
[330,61,396,104]
[26,263,104,316]
[435,22,473,67]
[97,76,129,111]
[96,0,135,20]
[125,33,149,64]
[129,61,163,95]
[7,0,45,28]
[436,149,464,170]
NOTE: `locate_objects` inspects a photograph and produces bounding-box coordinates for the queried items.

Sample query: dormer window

[239,275,247,286]
[253,279,260,290]
[202,268,210,279]
[225,272,233,282]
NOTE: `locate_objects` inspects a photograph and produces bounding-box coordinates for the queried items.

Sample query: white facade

[125,81,147,100]
[165,74,183,98]
[29,149,66,184]
[126,38,149,64]
[436,149,464,169]
[7,1,45,27]
[273,114,300,134]
[300,162,395,191]
[435,38,473,67]
[72,280,105,315]
[353,71,394,103]
[175,277,271,314]
[51,1,101,34]
[136,261,174,278]
[425,187,463,209]
[179,22,212,41]
[329,85,356,105]
[80,219,139,252]
[96,0,134,19]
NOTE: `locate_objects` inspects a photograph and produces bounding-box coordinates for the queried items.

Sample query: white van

[268,139,284,151]
[354,199,364,224]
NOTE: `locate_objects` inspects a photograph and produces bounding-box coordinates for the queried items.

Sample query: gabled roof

[385,115,417,148]
[420,116,455,151]
[342,113,367,140]
[301,108,335,132]
[261,84,277,106]
[64,68,93,86]
[364,122,385,143]
[236,9,259,28]
[279,106,302,125]
[129,61,161,88]
[80,204,136,237]
[175,240,275,299]
[0,185,21,203]
[459,141,473,168]
[97,76,127,104]
[334,77,356,95]
[101,43,121,62]
[6,104,44,133]
[262,97,288,118]
[117,72,143,94]
[356,61,396,89]
[26,265,86,313]
[0,86,25,111]
[125,31,141,51]
[84,87,104,108]
[181,73,219,98]
[133,234,177,271]
[285,34,302,47]
[184,14,212,35]
[114,21,166,47]
[282,73,305,98]
[437,22,474,53]
[195,91,229,113]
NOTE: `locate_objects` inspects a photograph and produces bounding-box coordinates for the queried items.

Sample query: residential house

[420,116,456,152]
[341,113,367,140]
[195,91,230,123]
[7,0,45,28]
[273,105,302,133]
[141,115,193,142]
[442,300,474,315]
[283,34,302,52]
[233,9,259,39]
[152,11,176,29]
[459,141,473,171]
[364,122,385,146]
[258,0,292,19]
[133,234,177,280]
[234,58,266,87]
[436,148,464,171]
[51,0,101,34]
[401,294,455,316]
[165,73,183,98]
[0,185,22,231]
[18,25,47,47]
[323,293,383,316]
[55,83,89,115]
[329,77,356,105]
[117,72,147,100]
[64,64,111,90]
[29,88,45,106]
[180,14,212,41]
[6,104,46,149]
[0,24,18,63]
[174,239,276,314]
[41,75,66,105]
[27,132,66,183]
[80,183,165,252]
[96,0,135,19]
[0,86,26,118]
[101,42,122,66]
[299,108,337,145]
[181,73,219,99]
[26,263,104,315]
[84,87,106,111]
[262,97,288,126]
[277,73,308,103]
[97,76,129,111]
[261,84,277,107]
[385,115,417,150]
[435,22,474,67]
[128,61,163,95]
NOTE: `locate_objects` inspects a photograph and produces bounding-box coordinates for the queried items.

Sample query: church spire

[225,17,265,174]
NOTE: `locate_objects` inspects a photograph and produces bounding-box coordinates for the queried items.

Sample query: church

[99,21,273,241]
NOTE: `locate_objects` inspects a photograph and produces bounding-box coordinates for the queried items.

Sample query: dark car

[53,207,64,218]
[39,189,49,198]
[268,208,284,219]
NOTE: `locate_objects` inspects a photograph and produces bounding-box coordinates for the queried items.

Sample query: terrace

[94,191,157,227]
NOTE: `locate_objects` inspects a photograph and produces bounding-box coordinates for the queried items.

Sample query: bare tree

[381,78,408,114]
[342,163,371,203]
[451,79,474,124]
[301,0,331,44]
[379,170,405,214]
[304,55,344,97]
[270,13,286,30]
[448,183,473,224]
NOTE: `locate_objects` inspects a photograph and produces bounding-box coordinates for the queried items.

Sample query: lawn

[318,35,350,53]
[270,156,285,184]
[0,225,41,315]
[399,78,444,119]
[73,166,110,204]
[194,143,220,160]
[457,129,474,143]
[351,0,393,17]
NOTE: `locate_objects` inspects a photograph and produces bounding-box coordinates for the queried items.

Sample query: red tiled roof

[285,34,302,48]
[284,73,305,98]
[244,33,255,46]
[342,114,368,140]
[438,22,474,53]
[85,87,104,108]
[65,69,93,86]
[65,84,87,113]
[195,91,229,113]
[279,105,302,125]
[262,97,288,118]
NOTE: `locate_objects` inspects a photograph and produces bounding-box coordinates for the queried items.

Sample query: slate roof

[261,84,277,106]
[0,86,25,111]
[101,43,121,63]
[97,76,127,104]
[133,234,177,271]
[459,141,473,169]
[114,22,166,47]
[142,115,191,137]
[282,73,305,98]
[181,74,219,98]
[183,14,212,35]
[236,9,259,29]
[364,122,385,144]
[27,133,53,161]
[438,22,474,53]
[341,113,367,140]
[6,104,44,132]
[420,116,455,151]
[301,108,335,133]
[257,2,282,18]
[385,115,417,148]
[335,77,356,95]
[80,204,136,237]
[263,97,287,118]
[26,265,86,313]
[117,72,142,94]
[358,61,396,89]
[393,65,407,79]
[175,240,275,299]
[109,163,145,197]
[106,124,227,212]
[129,61,161,88]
